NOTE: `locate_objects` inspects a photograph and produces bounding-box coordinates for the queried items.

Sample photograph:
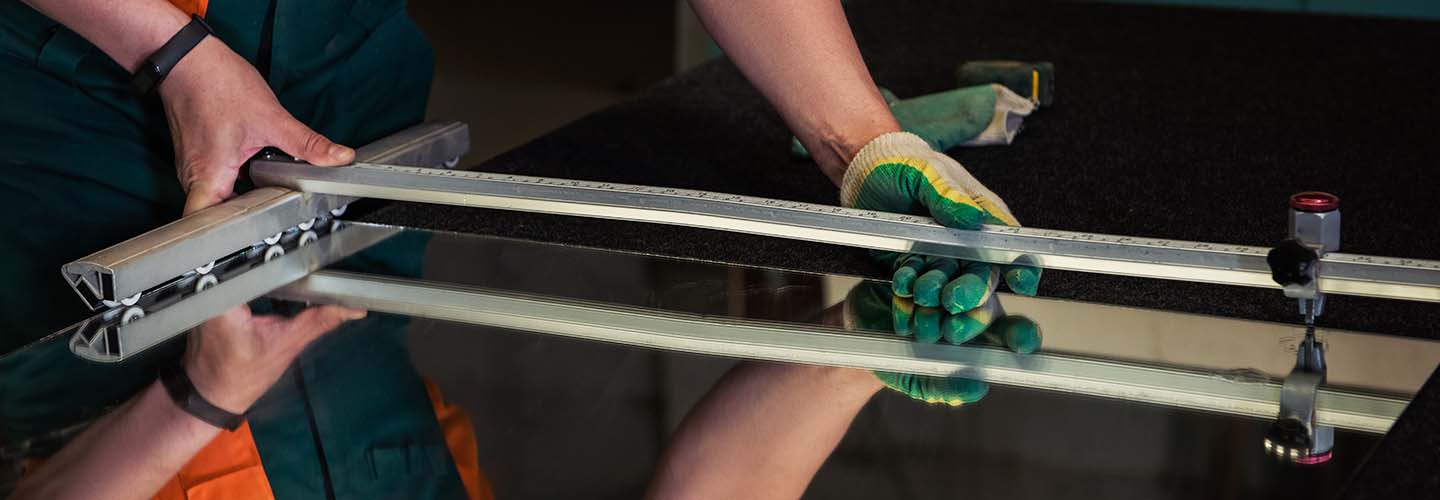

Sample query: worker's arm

[645,362,884,500]
[20,0,353,214]
[687,0,899,186]
[8,305,362,500]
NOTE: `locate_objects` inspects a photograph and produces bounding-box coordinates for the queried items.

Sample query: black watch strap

[159,361,244,431]
[132,14,214,95]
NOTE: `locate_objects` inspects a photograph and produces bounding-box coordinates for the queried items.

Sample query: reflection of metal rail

[250,160,1440,304]
[61,122,469,311]
[273,270,1409,434]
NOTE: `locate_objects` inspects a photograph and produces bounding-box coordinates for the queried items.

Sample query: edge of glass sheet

[275,271,1409,434]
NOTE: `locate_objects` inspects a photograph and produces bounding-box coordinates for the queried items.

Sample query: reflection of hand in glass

[847,278,1040,406]
[10,303,363,499]
[186,304,366,413]
[649,282,1040,499]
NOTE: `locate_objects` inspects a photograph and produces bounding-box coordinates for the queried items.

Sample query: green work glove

[845,281,1040,406]
[791,83,1034,158]
[841,129,1036,234]
[838,131,1043,406]
[956,60,1055,108]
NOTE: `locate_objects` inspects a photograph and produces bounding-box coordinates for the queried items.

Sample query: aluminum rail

[275,271,1410,434]
[251,161,1440,304]
[65,224,401,362]
[61,122,469,310]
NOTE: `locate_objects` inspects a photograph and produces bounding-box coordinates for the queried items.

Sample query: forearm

[688,0,898,185]
[646,362,883,500]
[10,381,220,500]
[21,0,188,73]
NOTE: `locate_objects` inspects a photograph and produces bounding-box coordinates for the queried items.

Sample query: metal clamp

[1265,191,1340,464]
[1265,332,1334,464]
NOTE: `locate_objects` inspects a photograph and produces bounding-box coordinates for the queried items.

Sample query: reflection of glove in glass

[845,282,1040,406]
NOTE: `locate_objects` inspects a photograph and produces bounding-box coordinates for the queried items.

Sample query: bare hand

[184,304,365,414]
[158,37,355,215]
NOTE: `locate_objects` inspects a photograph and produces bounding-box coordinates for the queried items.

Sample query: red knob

[1290,192,1339,213]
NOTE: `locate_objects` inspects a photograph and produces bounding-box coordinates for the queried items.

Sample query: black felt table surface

[355,1,1440,492]
[1342,367,1440,499]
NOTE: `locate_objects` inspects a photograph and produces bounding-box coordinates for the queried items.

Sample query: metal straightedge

[61,122,469,311]
[248,160,1440,304]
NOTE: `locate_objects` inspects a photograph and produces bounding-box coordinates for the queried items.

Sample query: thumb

[182,172,238,215]
[183,188,227,216]
[269,305,366,350]
[271,117,354,167]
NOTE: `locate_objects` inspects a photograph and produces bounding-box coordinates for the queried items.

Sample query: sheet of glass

[403,315,1384,499]
[352,225,1440,400]
[4,223,1432,498]
[267,224,1424,432]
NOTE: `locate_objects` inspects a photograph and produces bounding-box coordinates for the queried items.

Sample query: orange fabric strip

[155,420,275,500]
[167,0,207,17]
[23,383,478,499]
[424,379,495,500]
[23,420,273,500]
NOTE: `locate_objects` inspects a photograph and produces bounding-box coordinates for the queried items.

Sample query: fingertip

[183,190,224,216]
[941,274,987,313]
[891,295,915,337]
[313,305,365,323]
[937,377,989,404]
[298,305,364,331]
[964,380,990,403]
[1004,266,1043,296]
[892,266,917,298]
[327,143,355,165]
[913,270,948,307]
[941,314,987,344]
[995,316,1042,354]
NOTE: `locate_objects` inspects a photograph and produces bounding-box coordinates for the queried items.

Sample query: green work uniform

[0,1,469,497]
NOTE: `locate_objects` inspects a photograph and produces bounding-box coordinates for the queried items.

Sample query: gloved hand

[845,281,1040,406]
[840,131,1042,405]
[842,129,1039,243]
[792,83,1035,158]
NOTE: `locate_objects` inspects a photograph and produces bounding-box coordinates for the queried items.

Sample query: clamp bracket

[1264,191,1341,464]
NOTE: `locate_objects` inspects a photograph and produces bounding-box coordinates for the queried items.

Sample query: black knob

[1267,239,1318,287]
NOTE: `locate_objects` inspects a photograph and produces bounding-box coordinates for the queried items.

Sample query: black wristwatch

[159,360,245,431]
[132,14,214,95]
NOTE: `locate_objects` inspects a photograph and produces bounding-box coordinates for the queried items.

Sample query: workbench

[348,0,1440,496]
[359,0,1440,338]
